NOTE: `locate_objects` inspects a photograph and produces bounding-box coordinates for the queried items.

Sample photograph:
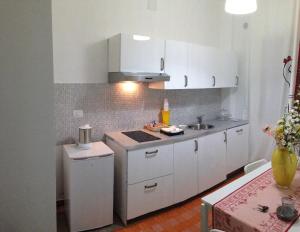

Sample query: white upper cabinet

[149,39,238,89]
[149,40,189,89]
[109,34,239,89]
[164,40,189,89]
[214,50,238,88]
[188,45,217,89]
[188,45,238,89]
[108,33,165,73]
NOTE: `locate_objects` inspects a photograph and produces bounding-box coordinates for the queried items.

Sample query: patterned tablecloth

[214,169,300,232]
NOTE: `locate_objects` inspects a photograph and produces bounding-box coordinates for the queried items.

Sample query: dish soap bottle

[162,98,170,125]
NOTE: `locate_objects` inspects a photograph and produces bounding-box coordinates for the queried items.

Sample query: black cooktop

[122,130,161,143]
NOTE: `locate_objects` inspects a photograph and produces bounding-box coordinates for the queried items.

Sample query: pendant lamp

[225,0,257,14]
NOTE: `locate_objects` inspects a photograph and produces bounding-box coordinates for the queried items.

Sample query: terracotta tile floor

[57,171,243,232]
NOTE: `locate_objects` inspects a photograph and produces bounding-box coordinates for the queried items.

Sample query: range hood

[108,72,170,83]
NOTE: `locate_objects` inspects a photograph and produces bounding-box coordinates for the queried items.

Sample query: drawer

[128,144,173,184]
[127,174,173,220]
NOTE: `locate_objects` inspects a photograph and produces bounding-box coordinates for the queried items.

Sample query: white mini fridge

[63,142,114,232]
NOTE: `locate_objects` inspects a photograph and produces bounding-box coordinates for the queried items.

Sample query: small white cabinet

[63,142,114,232]
[106,138,174,224]
[198,131,227,193]
[226,125,249,174]
[173,139,198,203]
[108,33,165,73]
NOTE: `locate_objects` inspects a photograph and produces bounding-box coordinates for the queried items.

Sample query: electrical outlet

[73,110,83,118]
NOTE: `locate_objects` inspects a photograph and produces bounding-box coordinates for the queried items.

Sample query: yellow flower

[275,126,284,136]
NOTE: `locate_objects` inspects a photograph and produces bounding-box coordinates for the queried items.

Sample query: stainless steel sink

[188,123,214,130]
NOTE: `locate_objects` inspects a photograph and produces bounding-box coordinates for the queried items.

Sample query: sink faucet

[197,115,205,124]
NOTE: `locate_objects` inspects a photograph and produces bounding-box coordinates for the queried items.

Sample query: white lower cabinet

[127,175,173,220]
[198,132,227,193]
[174,139,198,203]
[226,125,249,174]
[106,124,249,224]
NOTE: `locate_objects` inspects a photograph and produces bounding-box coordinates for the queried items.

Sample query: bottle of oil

[162,98,170,125]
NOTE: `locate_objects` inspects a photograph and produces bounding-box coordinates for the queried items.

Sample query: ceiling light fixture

[225,0,257,15]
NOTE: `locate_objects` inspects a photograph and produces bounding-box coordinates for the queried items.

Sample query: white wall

[52,0,226,83]
[0,1,56,231]
[53,0,230,200]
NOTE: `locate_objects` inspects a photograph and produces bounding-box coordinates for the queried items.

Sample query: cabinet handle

[235,76,239,86]
[144,183,158,190]
[184,75,188,87]
[224,131,227,143]
[160,58,165,71]
[145,149,158,158]
[212,76,216,87]
[236,129,243,133]
[194,140,198,152]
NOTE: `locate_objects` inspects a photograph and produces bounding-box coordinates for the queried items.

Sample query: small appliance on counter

[78,124,92,149]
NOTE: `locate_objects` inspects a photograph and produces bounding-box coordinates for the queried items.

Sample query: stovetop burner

[122,130,161,143]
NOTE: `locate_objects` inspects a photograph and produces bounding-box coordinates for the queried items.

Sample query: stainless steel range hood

[108,72,170,83]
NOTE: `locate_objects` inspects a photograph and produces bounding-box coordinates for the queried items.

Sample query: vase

[271,147,298,188]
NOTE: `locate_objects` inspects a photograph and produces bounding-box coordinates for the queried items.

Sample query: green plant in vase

[263,92,300,188]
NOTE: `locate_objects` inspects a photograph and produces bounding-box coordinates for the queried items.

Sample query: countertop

[105,119,249,151]
[63,142,114,159]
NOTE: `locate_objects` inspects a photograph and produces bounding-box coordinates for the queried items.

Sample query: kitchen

[1,0,300,232]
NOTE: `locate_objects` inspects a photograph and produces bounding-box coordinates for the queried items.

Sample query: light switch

[73,110,83,118]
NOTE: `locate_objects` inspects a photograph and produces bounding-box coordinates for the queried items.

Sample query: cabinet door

[174,139,198,203]
[164,40,188,89]
[198,132,227,193]
[120,34,165,73]
[215,50,238,88]
[226,125,249,174]
[69,156,114,231]
[188,44,216,89]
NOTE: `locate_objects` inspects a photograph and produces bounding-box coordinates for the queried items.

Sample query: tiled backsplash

[54,83,222,145]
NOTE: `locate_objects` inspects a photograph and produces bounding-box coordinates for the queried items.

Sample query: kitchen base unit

[105,121,249,225]
[106,138,174,225]
[63,142,114,232]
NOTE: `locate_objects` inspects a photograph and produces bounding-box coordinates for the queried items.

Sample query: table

[201,162,300,232]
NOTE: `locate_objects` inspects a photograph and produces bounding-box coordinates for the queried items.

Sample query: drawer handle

[144,183,158,190]
[236,129,243,133]
[194,140,198,152]
[235,76,239,86]
[212,76,216,87]
[145,149,158,158]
